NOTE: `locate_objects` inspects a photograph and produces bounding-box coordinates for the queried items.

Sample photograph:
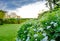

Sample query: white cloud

[8,1,49,18]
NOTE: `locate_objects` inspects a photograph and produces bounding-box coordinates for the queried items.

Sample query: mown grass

[0,24,20,41]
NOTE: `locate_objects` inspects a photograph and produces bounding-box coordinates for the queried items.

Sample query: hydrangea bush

[17,8,60,41]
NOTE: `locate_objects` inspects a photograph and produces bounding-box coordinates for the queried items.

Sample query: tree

[17,16,20,24]
[0,10,6,25]
[53,0,59,5]
[46,0,53,10]
[46,0,60,10]
[53,0,60,8]
[0,10,6,19]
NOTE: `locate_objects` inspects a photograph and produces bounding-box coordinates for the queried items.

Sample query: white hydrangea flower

[30,27,32,28]
[47,26,51,29]
[45,23,47,24]
[30,26,34,28]
[38,28,43,32]
[26,36,30,41]
[41,36,48,41]
[53,23,58,27]
[24,31,27,33]
[50,39,55,41]
[34,34,38,38]
[16,38,21,41]
[50,22,54,24]
[19,39,22,41]
[35,39,37,41]
[23,38,25,40]
[33,29,36,31]
[42,32,46,36]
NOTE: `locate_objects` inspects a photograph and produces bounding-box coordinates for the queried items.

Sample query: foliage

[46,0,60,10]
[0,19,3,25]
[3,18,30,24]
[0,10,6,25]
[17,8,60,41]
[0,10,6,19]
[4,18,19,24]
[17,20,44,41]
[39,8,60,41]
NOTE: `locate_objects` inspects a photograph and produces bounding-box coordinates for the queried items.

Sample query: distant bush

[17,8,60,41]
[4,18,18,24]
[4,18,30,24]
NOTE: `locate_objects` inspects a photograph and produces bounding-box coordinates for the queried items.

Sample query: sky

[0,0,49,18]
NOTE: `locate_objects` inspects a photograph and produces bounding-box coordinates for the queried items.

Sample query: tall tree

[0,10,6,25]
[46,0,60,10]
[0,10,6,19]
[48,0,53,10]
[46,0,53,10]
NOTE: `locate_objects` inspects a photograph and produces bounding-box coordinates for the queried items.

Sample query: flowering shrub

[17,8,60,41]
[17,20,44,41]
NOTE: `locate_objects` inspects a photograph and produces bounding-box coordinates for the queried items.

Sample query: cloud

[0,0,44,10]
[8,1,49,18]
[11,0,44,7]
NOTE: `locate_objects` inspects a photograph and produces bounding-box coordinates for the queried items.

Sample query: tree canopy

[0,10,6,19]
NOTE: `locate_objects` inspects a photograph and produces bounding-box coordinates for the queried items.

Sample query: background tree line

[0,0,60,25]
[0,10,6,25]
[0,10,30,25]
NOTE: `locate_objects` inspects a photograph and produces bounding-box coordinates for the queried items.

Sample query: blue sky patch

[0,0,43,10]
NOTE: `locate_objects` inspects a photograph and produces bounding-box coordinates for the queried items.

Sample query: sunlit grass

[0,24,20,41]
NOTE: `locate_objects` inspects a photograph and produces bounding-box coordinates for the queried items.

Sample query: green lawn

[0,24,20,41]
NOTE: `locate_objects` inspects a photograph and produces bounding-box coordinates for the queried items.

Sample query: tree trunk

[0,19,3,25]
[48,0,53,10]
